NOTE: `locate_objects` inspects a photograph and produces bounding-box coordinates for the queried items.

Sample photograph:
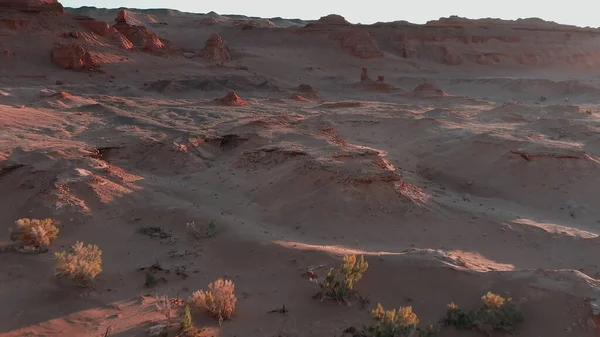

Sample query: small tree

[54,241,102,287]
[190,279,236,324]
[10,218,59,252]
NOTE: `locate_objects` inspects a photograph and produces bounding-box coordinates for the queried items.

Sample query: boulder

[202,33,231,62]
[52,43,95,71]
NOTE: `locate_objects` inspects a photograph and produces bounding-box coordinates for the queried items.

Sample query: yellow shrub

[190,279,236,323]
[372,303,419,336]
[10,218,59,251]
[481,292,506,308]
[54,241,102,286]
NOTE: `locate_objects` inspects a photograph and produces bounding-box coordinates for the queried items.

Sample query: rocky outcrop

[52,43,96,71]
[311,14,351,26]
[329,31,383,59]
[78,19,134,49]
[201,34,231,62]
[216,91,248,106]
[0,0,64,13]
[442,47,462,65]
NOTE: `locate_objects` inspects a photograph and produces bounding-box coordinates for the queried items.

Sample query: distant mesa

[310,14,351,26]
[0,0,64,13]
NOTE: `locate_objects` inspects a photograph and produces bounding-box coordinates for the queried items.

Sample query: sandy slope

[2,5,600,337]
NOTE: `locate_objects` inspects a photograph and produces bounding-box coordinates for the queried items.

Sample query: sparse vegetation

[9,218,59,252]
[349,303,437,337]
[54,241,102,287]
[368,303,419,337]
[190,278,237,324]
[155,294,172,321]
[145,271,157,288]
[186,220,217,239]
[443,292,524,336]
[315,255,368,304]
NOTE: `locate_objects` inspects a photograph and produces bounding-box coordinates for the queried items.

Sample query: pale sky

[61,0,600,28]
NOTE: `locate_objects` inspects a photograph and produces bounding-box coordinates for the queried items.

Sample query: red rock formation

[112,10,171,52]
[361,67,369,81]
[79,19,134,49]
[0,0,64,13]
[377,76,384,82]
[115,9,127,23]
[329,31,383,59]
[202,34,231,62]
[216,91,248,106]
[52,43,96,71]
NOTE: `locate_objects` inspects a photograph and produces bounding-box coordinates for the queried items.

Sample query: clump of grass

[190,278,236,324]
[186,221,217,239]
[9,218,59,252]
[443,292,524,336]
[145,271,157,288]
[54,241,102,287]
[315,255,368,304]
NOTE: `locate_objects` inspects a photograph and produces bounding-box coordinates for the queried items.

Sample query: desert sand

[2,1,600,336]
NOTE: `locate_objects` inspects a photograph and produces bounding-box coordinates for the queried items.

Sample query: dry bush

[9,218,59,252]
[180,303,200,336]
[315,255,368,303]
[190,278,236,323]
[54,241,102,287]
[155,294,172,321]
[186,221,217,239]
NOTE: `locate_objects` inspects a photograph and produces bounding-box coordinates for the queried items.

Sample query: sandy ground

[2,6,600,337]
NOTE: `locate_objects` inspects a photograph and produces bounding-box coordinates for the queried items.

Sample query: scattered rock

[216,91,248,106]
[52,44,96,71]
[202,33,231,63]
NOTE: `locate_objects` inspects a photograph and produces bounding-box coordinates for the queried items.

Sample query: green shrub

[145,271,157,288]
